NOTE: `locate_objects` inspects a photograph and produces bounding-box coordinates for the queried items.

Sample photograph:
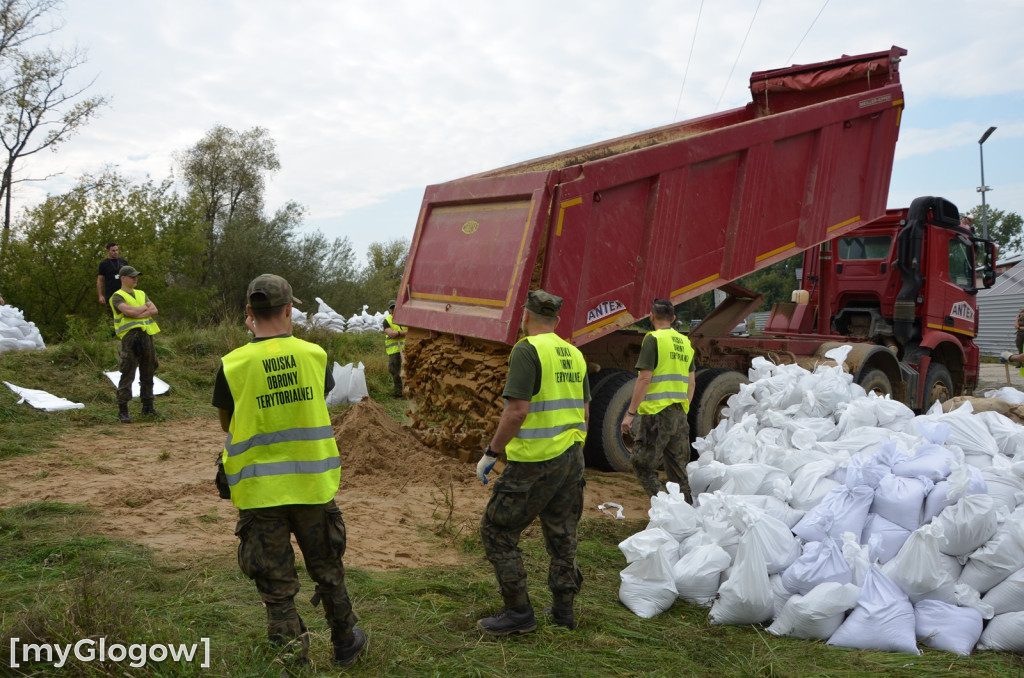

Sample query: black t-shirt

[98,257,128,299]
[211,335,335,415]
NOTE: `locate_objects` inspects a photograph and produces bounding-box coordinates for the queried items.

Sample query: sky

[15,0,1024,265]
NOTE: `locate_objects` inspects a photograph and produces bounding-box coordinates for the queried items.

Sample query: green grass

[1,325,1023,676]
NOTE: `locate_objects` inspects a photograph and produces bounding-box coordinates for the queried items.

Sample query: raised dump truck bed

[398,46,906,351]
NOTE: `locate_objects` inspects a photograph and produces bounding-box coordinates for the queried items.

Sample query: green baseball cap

[119,265,141,277]
[247,274,302,309]
[523,289,562,318]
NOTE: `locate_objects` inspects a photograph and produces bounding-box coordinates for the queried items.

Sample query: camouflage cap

[388,299,396,309]
[247,274,303,309]
[119,265,141,277]
[523,289,563,318]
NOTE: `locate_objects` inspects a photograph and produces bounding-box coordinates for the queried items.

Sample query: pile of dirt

[331,399,477,491]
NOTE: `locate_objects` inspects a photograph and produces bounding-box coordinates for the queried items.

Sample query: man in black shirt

[97,242,128,313]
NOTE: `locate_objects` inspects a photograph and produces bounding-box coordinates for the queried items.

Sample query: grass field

[1,320,1022,677]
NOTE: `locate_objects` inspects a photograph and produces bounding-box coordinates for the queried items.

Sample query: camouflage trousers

[116,329,158,407]
[235,501,358,660]
[480,444,585,610]
[388,352,403,396]
[629,403,691,500]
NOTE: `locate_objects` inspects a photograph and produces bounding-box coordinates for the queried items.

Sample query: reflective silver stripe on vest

[644,391,689,401]
[527,398,585,413]
[651,373,688,384]
[226,456,341,486]
[119,318,154,333]
[225,425,336,458]
[516,421,587,439]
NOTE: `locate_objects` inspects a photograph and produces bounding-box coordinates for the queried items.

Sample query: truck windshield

[949,237,974,290]
[837,235,891,260]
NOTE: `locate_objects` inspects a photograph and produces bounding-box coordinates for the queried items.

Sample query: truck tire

[688,369,748,453]
[923,363,953,411]
[583,371,636,472]
[857,368,893,397]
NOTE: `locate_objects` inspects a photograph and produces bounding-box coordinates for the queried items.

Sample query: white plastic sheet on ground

[103,370,171,397]
[3,381,84,411]
[618,345,1024,657]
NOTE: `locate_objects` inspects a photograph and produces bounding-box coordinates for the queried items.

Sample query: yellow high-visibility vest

[110,289,160,339]
[505,333,587,462]
[220,336,340,509]
[638,328,693,415]
[384,312,407,355]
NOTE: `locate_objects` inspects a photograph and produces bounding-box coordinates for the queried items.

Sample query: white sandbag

[975,410,1024,459]
[913,599,983,655]
[892,442,960,482]
[860,513,910,565]
[672,543,731,606]
[933,493,998,556]
[728,504,800,575]
[618,527,679,566]
[985,387,1024,405]
[709,531,774,625]
[780,538,852,595]
[789,460,841,510]
[710,462,789,497]
[767,582,861,640]
[719,493,805,528]
[841,532,873,586]
[840,448,891,490]
[618,551,678,619]
[347,361,369,402]
[958,509,1024,594]
[976,610,1024,652]
[792,485,873,543]
[871,473,933,532]
[677,529,714,557]
[920,401,1000,459]
[980,567,1024,615]
[827,566,920,655]
[325,362,351,406]
[980,466,1024,513]
[647,482,700,541]
[882,522,956,604]
[922,463,988,523]
[769,573,794,619]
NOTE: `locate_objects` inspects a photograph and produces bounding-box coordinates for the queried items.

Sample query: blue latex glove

[477,447,497,484]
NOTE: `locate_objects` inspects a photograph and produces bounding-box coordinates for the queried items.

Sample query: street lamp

[978,126,997,239]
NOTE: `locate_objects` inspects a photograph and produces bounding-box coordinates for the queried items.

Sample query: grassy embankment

[1,319,1022,677]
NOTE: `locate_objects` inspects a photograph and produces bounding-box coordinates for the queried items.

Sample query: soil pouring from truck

[394,46,994,472]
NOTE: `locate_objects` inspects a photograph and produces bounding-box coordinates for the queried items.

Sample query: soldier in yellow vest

[383,299,407,397]
[621,298,695,501]
[212,274,366,669]
[110,265,160,423]
[476,289,591,635]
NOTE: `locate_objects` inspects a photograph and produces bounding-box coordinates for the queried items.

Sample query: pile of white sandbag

[0,305,45,353]
[293,298,385,334]
[618,346,1024,655]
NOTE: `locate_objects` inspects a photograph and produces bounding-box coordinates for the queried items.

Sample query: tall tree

[358,238,408,312]
[0,0,107,249]
[963,204,1024,257]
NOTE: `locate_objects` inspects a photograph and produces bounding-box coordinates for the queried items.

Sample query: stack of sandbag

[307,297,347,333]
[618,345,1024,656]
[346,305,384,334]
[0,305,45,353]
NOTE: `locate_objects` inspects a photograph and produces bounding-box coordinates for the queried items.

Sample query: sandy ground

[0,400,652,570]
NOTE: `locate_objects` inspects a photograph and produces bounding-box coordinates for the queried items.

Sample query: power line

[715,0,763,112]
[786,0,830,64]
[673,0,704,122]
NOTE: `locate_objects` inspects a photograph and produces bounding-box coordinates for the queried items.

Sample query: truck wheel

[688,369,748,453]
[583,372,636,472]
[857,368,892,397]
[923,363,953,411]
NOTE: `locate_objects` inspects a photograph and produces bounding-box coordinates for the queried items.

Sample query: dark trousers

[388,352,403,395]
[117,330,158,407]
[629,403,691,500]
[480,444,585,609]
[235,501,358,658]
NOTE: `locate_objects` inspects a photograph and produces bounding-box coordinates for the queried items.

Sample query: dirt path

[0,400,651,570]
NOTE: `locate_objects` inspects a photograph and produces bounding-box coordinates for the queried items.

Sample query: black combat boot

[141,403,161,419]
[333,627,367,667]
[118,404,131,424]
[477,605,537,636]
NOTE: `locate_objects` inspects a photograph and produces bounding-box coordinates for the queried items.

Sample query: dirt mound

[332,399,476,491]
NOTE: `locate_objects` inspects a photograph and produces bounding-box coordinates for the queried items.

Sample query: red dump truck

[395,46,995,470]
